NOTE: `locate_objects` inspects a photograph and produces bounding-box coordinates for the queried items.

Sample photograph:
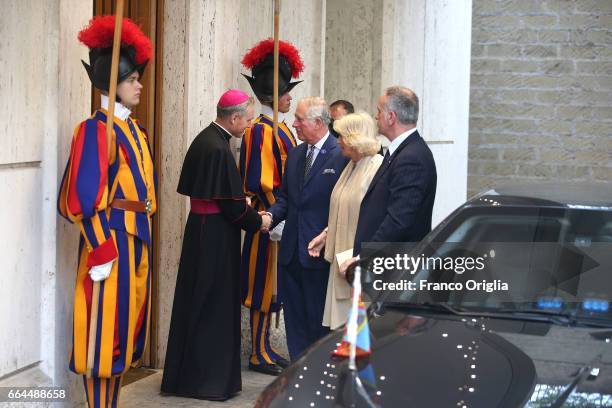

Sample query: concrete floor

[120,308,288,407]
[121,368,275,408]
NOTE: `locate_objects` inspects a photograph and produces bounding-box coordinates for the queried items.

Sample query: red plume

[241,38,304,78]
[78,16,153,64]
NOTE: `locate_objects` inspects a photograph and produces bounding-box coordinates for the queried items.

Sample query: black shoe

[275,357,290,369]
[248,362,283,376]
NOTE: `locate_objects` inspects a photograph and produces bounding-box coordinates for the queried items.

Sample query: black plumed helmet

[82,46,147,92]
[241,39,304,100]
[78,16,152,92]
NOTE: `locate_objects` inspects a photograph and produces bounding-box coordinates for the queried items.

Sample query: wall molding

[0,161,42,170]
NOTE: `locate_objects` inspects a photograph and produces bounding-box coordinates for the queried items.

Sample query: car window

[375,206,612,313]
[433,206,612,244]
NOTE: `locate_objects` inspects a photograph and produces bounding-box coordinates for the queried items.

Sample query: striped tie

[304,145,314,178]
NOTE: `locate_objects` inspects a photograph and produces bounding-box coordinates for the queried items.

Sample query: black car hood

[256,310,612,407]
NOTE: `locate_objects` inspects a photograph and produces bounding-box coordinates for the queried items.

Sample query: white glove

[89,259,115,282]
[269,220,285,241]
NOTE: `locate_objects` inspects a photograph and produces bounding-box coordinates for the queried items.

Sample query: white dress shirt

[308,132,330,164]
[387,127,417,157]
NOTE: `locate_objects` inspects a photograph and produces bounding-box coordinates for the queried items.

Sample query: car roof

[469,183,612,209]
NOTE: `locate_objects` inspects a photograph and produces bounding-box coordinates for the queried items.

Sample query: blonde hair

[333,112,381,156]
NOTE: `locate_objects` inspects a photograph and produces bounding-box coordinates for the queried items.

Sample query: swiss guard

[57,16,156,408]
[239,39,303,375]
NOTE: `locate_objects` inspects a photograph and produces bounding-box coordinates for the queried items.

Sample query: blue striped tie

[304,145,315,177]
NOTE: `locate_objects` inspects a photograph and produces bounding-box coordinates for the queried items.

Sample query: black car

[256,184,612,407]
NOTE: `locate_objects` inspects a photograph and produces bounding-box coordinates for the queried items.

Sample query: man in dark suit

[349,86,437,264]
[267,97,349,360]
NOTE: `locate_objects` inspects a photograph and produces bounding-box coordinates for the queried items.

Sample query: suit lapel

[363,131,420,197]
[303,135,337,187]
[364,156,391,197]
[295,142,307,190]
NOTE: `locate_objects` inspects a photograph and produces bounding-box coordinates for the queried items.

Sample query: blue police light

[536,297,563,310]
[582,299,609,313]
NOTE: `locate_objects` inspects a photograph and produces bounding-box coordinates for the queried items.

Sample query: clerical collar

[212,121,233,140]
[260,105,285,122]
[101,95,131,121]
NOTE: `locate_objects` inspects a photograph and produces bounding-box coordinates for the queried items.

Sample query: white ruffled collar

[101,95,132,121]
[261,104,286,122]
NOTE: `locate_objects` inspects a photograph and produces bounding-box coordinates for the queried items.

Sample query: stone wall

[325,0,473,224]
[0,0,44,375]
[325,0,383,115]
[469,0,612,197]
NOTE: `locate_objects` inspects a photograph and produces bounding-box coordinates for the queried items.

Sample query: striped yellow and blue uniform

[58,109,156,407]
[240,114,296,365]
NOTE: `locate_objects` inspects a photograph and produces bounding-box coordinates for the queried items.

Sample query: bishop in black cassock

[161,90,267,401]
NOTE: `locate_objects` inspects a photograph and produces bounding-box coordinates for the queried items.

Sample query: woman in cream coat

[308,112,383,329]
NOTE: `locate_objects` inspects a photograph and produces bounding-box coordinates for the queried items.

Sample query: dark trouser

[279,255,330,361]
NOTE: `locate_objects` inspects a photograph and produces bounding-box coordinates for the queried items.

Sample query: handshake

[246,196,273,233]
[247,196,283,240]
[259,211,273,232]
